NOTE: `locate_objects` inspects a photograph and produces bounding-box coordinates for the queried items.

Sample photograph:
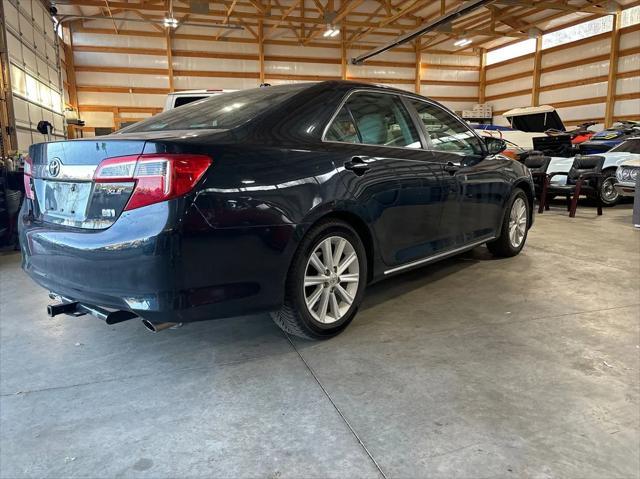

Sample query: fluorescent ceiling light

[164,17,178,28]
[453,38,472,47]
[323,25,340,37]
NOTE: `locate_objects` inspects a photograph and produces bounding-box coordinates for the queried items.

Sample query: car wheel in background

[486,188,530,258]
[271,220,367,340]
[600,170,621,206]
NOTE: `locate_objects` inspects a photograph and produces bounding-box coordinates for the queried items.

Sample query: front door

[405,98,510,247]
[324,91,446,267]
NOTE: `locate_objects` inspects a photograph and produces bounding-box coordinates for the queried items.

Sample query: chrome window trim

[321,88,427,152]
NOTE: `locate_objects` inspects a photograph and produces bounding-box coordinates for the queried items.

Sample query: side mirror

[484,137,507,155]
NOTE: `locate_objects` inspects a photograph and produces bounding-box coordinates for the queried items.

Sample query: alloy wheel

[508,197,527,248]
[303,236,360,324]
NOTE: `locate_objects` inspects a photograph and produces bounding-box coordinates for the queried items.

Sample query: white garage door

[3,0,64,151]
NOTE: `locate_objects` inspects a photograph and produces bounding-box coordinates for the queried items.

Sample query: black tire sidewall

[289,222,367,337]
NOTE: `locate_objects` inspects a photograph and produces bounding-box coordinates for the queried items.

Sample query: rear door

[405,98,509,247]
[325,91,446,267]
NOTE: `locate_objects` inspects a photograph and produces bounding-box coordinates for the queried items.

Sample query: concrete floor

[1,204,639,479]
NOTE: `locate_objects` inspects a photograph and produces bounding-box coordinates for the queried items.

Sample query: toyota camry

[20,81,534,339]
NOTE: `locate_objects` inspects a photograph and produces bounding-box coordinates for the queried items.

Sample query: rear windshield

[122,84,308,133]
[173,96,208,108]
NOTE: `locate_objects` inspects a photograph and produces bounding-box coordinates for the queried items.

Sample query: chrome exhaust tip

[141,319,181,332]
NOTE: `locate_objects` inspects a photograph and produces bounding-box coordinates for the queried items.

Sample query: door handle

[444,162,460,175]
[344,156,371,175]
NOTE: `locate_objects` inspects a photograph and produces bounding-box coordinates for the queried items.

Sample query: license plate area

[42,181,92,222]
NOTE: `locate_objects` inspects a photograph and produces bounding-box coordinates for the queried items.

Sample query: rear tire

[271,220,367,340]
[486,188,530,258]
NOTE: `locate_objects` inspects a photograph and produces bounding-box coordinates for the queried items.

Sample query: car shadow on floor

[360,246,493,312]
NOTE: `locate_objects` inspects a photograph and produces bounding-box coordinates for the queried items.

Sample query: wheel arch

[513,179,535,227]
[301,210,376,283]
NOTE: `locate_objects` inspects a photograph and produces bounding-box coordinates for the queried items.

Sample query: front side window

[408,100,484,156]
[326,92,421,149]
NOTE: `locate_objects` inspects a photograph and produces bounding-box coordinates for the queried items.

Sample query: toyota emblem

[48,158,61,177]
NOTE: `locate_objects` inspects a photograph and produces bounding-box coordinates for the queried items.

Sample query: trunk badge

[48,159,61,177]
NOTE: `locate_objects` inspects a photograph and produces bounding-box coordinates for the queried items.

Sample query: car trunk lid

[28,138,148,229]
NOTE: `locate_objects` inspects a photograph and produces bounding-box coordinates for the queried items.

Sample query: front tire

[487,188,530,258]
[271,220,367,340]
[600,170,620,206]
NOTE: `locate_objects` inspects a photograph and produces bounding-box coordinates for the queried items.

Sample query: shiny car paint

[19,81,535,325]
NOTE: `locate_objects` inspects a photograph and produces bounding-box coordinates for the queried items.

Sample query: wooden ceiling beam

[493,0,608,15]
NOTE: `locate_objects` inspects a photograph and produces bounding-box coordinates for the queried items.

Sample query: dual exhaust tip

[47,295,180,333]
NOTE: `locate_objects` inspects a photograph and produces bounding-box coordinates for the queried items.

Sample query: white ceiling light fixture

[164,17,179,28]
[323,25,340,38]
[164,0,178,28]
[453,38,472,47]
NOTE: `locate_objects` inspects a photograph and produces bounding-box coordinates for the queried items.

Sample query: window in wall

[621,5,640,28]
[486,38,536,65]
[11,64,62,113]
[542,16,613,50]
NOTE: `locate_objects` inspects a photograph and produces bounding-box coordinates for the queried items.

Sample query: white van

[163,89,236,111]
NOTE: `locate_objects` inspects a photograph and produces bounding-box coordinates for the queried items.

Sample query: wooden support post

[531,35,543,106]
[415,39,421,94]
[605,12,622,128]
[258,20,265,84]
[341,26,347,80]
[64,27,79,139]
[478,48,486,104]
[300,0,305,40]
[166,30,174,92]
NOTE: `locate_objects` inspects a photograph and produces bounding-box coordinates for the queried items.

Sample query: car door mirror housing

[484,137,508,155]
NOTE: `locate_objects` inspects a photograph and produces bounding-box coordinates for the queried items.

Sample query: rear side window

[122,85,307,132]
[325,107,359,143]
[408,99,484,156]
[326,92,421,149]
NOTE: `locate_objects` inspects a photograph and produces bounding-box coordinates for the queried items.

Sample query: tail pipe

[47,295,138,325]
[141,320,181,333]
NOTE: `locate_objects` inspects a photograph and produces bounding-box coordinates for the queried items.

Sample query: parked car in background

[20,81,534,340]
[615,158,639,198]
[579,121,640,154]
[548,137,640,205]
[163,89,236,111]
[474,105,567,149]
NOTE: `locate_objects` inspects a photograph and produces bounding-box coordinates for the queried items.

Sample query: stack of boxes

[461,104,493,120]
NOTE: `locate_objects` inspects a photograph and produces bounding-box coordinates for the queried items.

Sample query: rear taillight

[23,155,34,200]
[94,154,211,211]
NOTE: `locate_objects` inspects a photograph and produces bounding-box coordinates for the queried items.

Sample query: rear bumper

[19,199,300,323]
[614,183,635,197]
